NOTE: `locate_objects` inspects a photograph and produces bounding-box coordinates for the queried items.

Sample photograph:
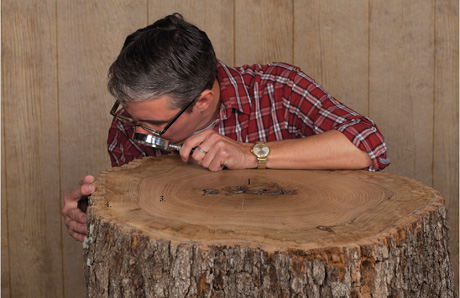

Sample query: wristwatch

[251,142,270,169]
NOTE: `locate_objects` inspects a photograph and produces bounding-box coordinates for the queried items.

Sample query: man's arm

[263,130,371,169]
[211,63,388,171]
[180,129,371,171]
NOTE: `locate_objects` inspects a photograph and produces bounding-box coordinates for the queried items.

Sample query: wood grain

[1,59,10,298]
[148,0,234,65]
[85,155,456,297]
[2,0,63,297]
[369,0,434,185]
[57,1,146,297]
[434,0,459,288]
[93,156,438,249]
[235,0,294,66]
[294,0,369,115]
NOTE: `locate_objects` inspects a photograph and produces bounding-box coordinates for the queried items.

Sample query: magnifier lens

[132,132,182,151]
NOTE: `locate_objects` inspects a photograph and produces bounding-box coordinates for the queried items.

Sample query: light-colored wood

[1,60,10,298]
[294,0,369,116]
[2,0,63,297]
[90,156,439,248]
[57,1,146,297]
[369,0,434,185]
[148,0,234,66]
[1,143,9,297]
[1,8,10,294]
[85,155,456,297]
[235,0,294,66]
[434,0,459,288]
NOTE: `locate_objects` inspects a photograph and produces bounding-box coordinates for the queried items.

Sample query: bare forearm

[258,130,372,170]
[182,129,372,171]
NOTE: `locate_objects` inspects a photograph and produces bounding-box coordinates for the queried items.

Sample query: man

[63,13,389,242]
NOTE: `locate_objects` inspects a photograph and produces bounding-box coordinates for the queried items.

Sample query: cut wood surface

[85,155,456,297]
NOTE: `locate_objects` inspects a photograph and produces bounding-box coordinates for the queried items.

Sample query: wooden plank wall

[2,0,458,297]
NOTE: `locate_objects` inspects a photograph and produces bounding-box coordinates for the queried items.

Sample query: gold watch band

[257,157,267,169]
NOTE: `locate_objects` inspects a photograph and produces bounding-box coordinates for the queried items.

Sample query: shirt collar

[216,60,252,120]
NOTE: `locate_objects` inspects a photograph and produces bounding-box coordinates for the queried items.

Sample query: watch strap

[257,157,267,169]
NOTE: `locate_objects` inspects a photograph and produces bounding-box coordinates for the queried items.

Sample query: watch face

[254,144,269,157]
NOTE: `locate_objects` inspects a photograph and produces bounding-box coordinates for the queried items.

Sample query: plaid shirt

[107,60,389,170]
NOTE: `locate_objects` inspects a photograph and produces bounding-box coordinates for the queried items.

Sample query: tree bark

[84,155,457,298]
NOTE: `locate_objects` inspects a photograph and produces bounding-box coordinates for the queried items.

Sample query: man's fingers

[67,227,86,242]
[63,175,94,242]
[64,212,87,238]
[64,211,87,242]
[70,219,87,234]
[65,216,87,234]
[180,129,215,162]
[65,207,87,224]
[80,175,95,186]
[67,183,95,203]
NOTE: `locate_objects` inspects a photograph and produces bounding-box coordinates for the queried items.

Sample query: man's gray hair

[107,13,217,110]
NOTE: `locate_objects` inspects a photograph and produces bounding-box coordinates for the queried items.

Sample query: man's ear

[194,89,215,112]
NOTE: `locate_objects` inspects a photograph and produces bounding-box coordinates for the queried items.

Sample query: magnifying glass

[132,132,182,151]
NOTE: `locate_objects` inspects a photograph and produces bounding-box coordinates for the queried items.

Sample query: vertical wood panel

[57,1,147,297]
[235,0,293,66]
[2,0,63,297]
[147,0,234,66]
[294,0,369,115]
[1,6,9,294]
[369,1,434,184]
[1,81,10,298]
[434,0,459,289]
[1,14,10,291]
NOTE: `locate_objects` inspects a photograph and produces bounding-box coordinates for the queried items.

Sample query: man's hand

[180,130,256,171]
[62,175,95,242]
[180,130,372,171]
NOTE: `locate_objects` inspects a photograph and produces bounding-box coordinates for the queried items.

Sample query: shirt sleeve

[107,112,162,167]
[284,66,390,171]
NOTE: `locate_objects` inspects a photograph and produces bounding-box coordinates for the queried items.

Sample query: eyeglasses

[110,98,196,136]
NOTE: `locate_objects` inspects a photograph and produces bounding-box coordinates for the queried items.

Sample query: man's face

[124,95,201,145]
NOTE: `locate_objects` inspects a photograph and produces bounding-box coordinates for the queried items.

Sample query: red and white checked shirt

[107,60,389,171]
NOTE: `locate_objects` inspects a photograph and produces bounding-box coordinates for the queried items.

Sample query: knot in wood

[223,183,296,196]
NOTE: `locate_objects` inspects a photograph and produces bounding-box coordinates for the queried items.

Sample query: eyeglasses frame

[110,97,197,136]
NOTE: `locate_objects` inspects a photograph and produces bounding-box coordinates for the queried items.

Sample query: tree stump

[84,155,457,298]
